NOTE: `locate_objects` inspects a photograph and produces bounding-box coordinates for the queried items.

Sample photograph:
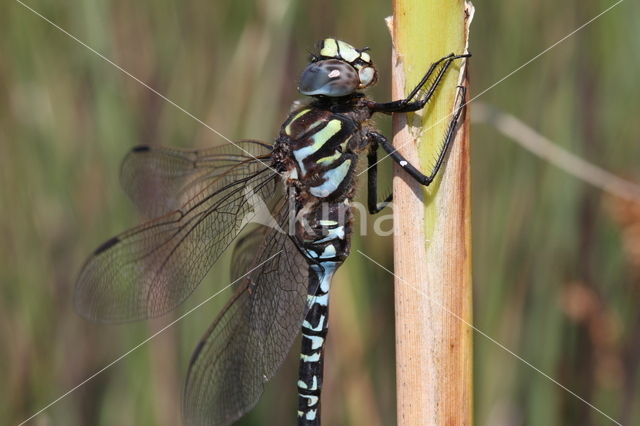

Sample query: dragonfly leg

[369,53,470,114]
[369,85,467,186]
[366,139,393,214]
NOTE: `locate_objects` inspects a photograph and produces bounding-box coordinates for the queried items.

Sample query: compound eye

[298,59,359,97]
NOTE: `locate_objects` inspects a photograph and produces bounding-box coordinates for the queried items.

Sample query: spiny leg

[370,53,469,114]
[366,140,392,214]
[371,85,467,187]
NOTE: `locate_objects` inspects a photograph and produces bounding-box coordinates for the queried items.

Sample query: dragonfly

[75,38,470,426]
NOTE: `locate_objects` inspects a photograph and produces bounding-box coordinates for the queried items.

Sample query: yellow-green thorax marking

[280,106,358,201]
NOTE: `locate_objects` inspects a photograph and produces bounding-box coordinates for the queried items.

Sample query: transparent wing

[183,198,311,426]
[229,226,271,284]
[120,140,273,218]
[74,148,282,323]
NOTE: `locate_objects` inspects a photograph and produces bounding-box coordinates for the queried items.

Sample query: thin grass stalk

[390,1,473,425]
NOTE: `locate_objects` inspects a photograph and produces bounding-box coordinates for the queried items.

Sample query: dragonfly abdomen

[297,262,336,425]
[295,199,352,425]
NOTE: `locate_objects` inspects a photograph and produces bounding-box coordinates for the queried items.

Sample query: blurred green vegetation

[1,0,639,425]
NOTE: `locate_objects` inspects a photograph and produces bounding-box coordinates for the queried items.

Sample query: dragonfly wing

[120,140,273,218]
[183,198,311,426]
[75,154,281,323]
[229,225,271,284]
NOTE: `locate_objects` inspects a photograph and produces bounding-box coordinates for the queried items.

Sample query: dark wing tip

[131,145,151,153]
[93,236,120,255]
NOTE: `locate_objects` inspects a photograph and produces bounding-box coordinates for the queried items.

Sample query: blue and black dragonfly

[75,38,469,426]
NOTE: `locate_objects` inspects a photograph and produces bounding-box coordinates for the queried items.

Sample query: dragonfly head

[298,38,378,97]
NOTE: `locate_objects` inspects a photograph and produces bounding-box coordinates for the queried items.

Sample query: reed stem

[390,2,474,424]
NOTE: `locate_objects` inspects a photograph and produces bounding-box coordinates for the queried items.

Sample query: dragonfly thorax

[277,104,365,203]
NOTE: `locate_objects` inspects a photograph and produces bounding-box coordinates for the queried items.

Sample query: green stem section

[394,0,466,239]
